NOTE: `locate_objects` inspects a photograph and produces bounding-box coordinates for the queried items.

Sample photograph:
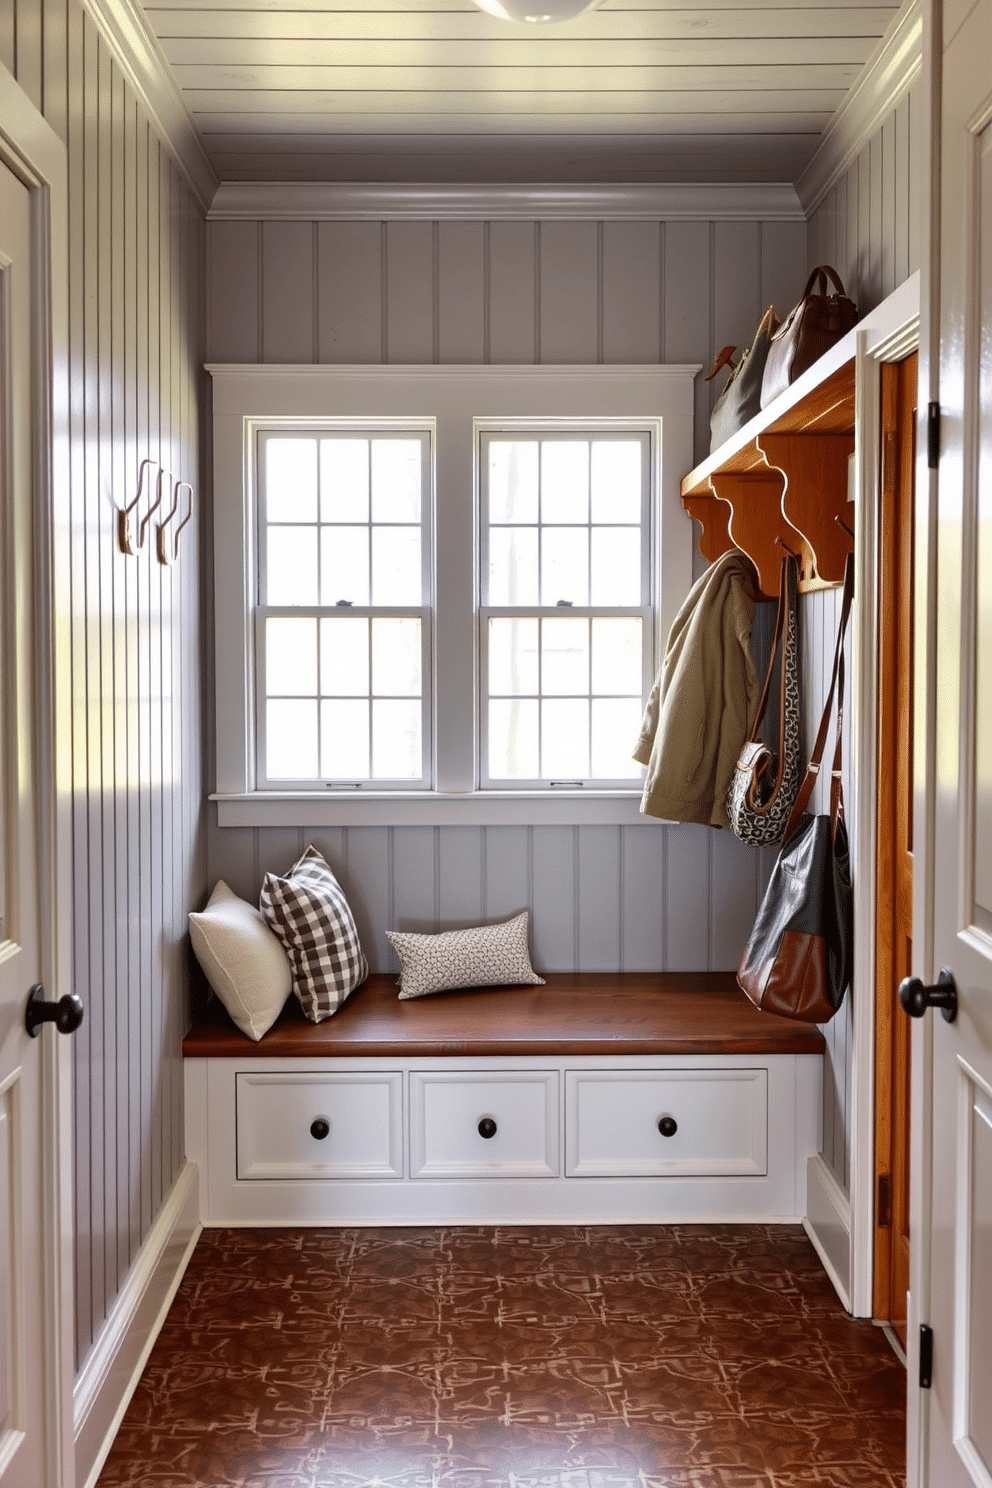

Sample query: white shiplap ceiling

[139,0,906,185]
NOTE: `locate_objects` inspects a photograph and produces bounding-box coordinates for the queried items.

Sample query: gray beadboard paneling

[261,220,316,362]
[203,161,920,1202]
[806,83,921,315]
[203,207,823,981]
[10,0,206,1371]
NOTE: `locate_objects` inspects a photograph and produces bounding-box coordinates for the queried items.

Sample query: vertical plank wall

[3,2,207,1370]
[205,213,809,979]
[807,85,922,315]
[803,85,922,1193]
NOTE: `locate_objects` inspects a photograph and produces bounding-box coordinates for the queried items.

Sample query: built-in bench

[183,973,825,1227]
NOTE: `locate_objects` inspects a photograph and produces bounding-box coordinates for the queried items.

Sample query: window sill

[210,790,663,829]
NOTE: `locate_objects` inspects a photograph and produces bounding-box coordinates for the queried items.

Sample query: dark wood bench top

[182,972,826,1059]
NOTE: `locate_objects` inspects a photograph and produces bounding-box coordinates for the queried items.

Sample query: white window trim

[208,364,699,828]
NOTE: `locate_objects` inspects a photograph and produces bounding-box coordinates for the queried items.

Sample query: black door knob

[310,1118,330,1140]
[25,984,84,1039]
[899,968,958,1023]
[478,1116,497,1139]
[658,1115,678,1138]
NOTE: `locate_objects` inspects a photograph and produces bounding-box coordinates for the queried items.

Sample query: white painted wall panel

[577,826,622,973]
[261,221,315,362]
[438,221,486,364]
[317,221,383,362]
[203,204,830,995]
[207,218,259,362]
[391,826,438,932]
[484,826,531,925]
[602,222,661,365]
[538,220,599,364]
[9,0,207,1372]
[437,826,485,929]
[530,825,578,973]
[620,827,667,972]
[488,221,537,364]
[385,220,435,363]
[805,83,922,316]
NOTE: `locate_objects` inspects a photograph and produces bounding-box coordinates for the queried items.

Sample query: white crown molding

[206,180,804,223]
[82,0,218,214]
[795,0,922,217]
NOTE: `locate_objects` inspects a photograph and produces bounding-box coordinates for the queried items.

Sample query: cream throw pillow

[189,880,293,1040]
[386,911,544,1000]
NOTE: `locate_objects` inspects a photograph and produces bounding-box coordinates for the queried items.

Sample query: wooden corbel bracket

[755,432,855,587]
[707,469,805,599]
[681,492,734,568]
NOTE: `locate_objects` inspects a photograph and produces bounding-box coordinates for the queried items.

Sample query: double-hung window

[256,429,432,788]
[209,365,696,826]
[480,431,651,787]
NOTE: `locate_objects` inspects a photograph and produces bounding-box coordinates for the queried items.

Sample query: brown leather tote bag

[760,265,858,409]
[737,555,854,1023]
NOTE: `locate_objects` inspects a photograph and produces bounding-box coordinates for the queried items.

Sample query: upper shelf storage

[681,348,857,598]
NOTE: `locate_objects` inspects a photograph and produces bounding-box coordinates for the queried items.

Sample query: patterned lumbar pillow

[188,880,293,1041]
[386,911,544,1001]
[259,845,368,1022]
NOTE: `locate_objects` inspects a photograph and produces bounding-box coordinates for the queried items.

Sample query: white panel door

[924,0,992,1481]
[0,159,48,1488]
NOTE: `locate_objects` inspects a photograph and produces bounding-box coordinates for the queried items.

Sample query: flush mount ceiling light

[473,0,604,21]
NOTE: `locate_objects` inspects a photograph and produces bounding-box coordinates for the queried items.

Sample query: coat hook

[118,459,160,555]
[140,467,170,552]
[835,514,855,539]
[157,480,194,566]
[776,537,801,559]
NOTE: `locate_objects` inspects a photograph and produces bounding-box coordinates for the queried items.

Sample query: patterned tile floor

[97,1225,906,1488]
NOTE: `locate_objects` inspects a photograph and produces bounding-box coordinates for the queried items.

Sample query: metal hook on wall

[157,480,194,566]
[118,459,162,555]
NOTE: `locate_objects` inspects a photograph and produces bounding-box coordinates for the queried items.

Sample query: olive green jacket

[634,550,761,827]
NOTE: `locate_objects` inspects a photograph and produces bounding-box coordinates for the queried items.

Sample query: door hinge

[877,1171,892,1229]
[927,402,941,468]
[919,1324,933,1389]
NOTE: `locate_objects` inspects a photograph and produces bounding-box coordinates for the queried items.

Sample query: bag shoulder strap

[744,553,794,746]
[782,552,855,841]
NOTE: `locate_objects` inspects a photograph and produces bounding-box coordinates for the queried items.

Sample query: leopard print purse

[726,554,801,846]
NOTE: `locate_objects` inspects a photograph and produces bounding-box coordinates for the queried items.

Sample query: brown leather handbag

[760,265,858,409]
[737,555,854,1023]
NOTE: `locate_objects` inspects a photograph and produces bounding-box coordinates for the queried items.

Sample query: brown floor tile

[96,1225,905,1488]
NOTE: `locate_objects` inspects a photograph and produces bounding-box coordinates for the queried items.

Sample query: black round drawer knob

[478,1116,498,1139]
[310,1118,330,1141]
[658,1115,678,1138]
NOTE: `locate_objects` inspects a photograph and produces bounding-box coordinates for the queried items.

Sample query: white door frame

[905,0,942,1481]
[847,274,922,1319]
[0,62,75,1488]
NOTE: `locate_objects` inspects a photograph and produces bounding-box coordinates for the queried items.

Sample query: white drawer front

[410,1071,559,1179]
[565,1069,768,1177]
[236,1072,403,1180]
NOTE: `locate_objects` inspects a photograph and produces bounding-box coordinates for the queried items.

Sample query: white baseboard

[804,1152,852,1311]
[74,1161,201,1488]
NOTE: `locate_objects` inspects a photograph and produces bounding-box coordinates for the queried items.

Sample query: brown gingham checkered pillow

[259,846,368,1021]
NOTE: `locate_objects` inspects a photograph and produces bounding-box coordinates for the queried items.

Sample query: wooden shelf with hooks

[681,354,856,597]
